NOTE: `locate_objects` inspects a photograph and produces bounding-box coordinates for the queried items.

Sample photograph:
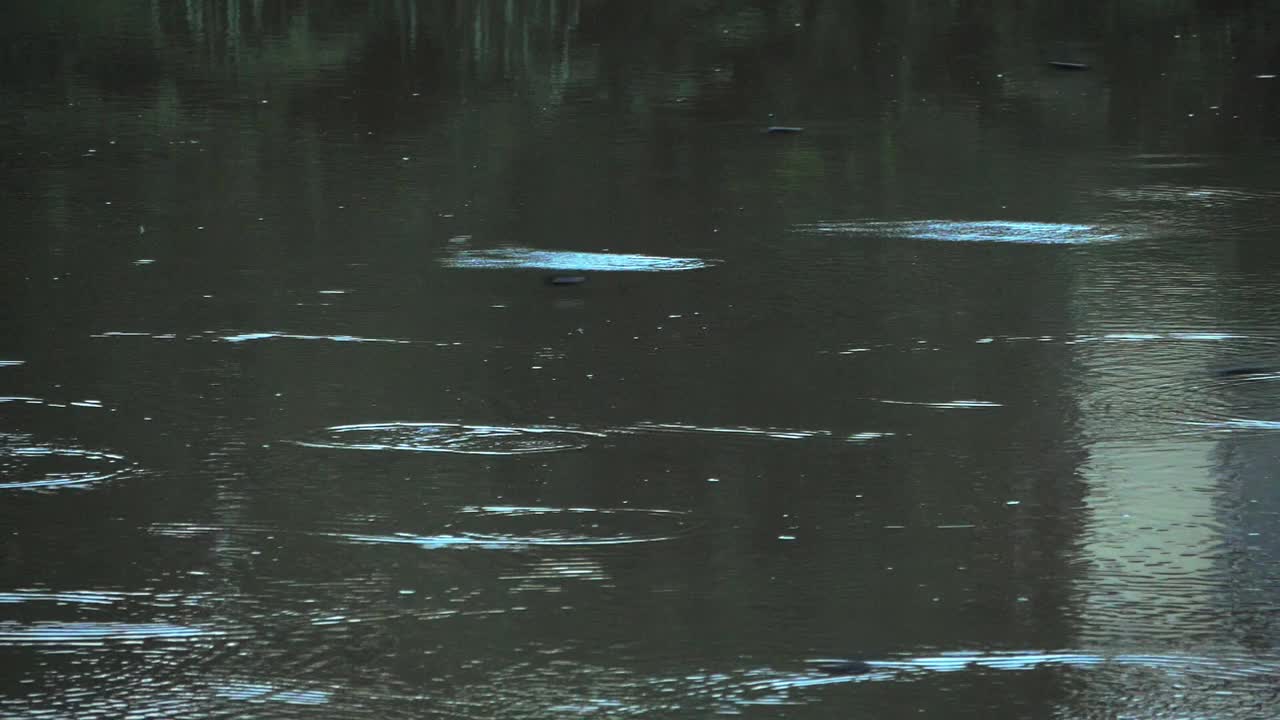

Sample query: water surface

[3,1,1280,718]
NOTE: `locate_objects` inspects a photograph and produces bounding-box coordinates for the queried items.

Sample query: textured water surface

[3,2,1280,719]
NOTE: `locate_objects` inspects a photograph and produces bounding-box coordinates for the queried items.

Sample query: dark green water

[3,2,1280,717]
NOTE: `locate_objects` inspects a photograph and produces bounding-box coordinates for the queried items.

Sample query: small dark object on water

[1217,366,1272,378]
[765,126,805,134]
[812,659,874,676]
[1048,61,1090,71]
[546,274,586,286]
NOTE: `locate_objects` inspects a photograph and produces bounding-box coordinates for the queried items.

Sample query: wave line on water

[0,396,43,404]
[329,530,680,550]
[294,422,605,455]
[1180,418,1280,432]
[213,681,332,706]
[459,505,686,517]
[740,650,1280,696]
[442,247,721,272]
[874,399,1001,409]
[91,331,178,340]
[625,421,830,440]
[0,590,127,606]
[0,621,222,645]
[792,220,1138,244]
[0,440,133,491]
[843,330,1253,354]
[621,422,894,443]
[326,505,692,551]
[293,420,895,456]
[218,332,415,344]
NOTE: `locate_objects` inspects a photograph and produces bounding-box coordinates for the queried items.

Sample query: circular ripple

[294,422,604,455]
[0,434,132,490]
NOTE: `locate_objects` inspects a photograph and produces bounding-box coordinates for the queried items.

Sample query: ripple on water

[0,434,132,490]
[217,331,415,344]
[1097,184,1277,207]
[792,220,1141,244]
[1069,332,1280,440]
[329,506,693,551]
[441,247,721,271]
[1117,153,1220,170]
[426,650,1280,717]
[859,330,1280,440]
[873,399,1001,410]
[740,650,1280,697]
[293,422,605,455]
[622,421,893,443]
[0,590,127,607]
[1094,184,1280,236]
[212,681,331,706]
[150,506,693,553]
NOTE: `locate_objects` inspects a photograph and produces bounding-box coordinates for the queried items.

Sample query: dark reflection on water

[3,0,1280,717]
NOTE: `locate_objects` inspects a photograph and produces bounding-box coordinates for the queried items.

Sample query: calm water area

[3,2,1280,717]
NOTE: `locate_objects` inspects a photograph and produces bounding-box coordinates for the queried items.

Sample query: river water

[3,2,1280,718]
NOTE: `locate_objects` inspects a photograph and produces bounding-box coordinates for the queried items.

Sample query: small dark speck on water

[765,126,805,134]
[546,275,586,286]
[1047,61,1090,71]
